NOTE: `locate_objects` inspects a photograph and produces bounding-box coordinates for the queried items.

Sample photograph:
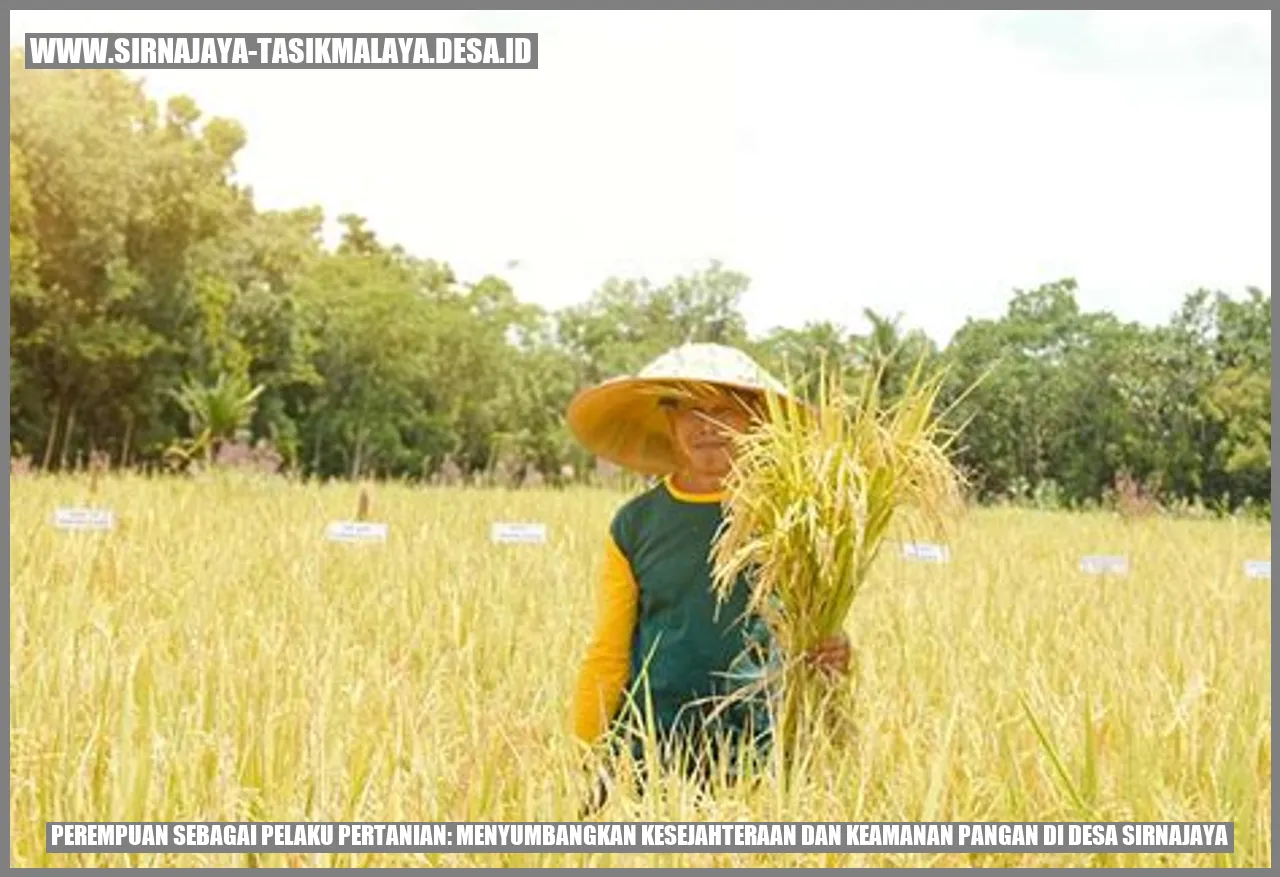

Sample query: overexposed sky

[10,10,1272,343]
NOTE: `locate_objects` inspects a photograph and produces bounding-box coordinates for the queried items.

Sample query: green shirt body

[608,479,776,758]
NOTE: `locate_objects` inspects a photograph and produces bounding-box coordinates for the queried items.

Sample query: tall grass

[9,473,1272,867]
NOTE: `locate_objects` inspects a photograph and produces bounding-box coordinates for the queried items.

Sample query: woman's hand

[806,631,852,677]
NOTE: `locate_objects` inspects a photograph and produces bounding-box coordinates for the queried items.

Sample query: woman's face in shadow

[666,393,753,479]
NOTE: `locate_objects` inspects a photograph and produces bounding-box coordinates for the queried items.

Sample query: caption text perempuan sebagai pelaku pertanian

[50,822,1230,849]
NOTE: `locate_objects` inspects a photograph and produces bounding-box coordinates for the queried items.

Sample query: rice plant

[8,471,1271,867]
[709,358,965,769]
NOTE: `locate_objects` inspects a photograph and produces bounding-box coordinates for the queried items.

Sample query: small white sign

[491,522,548,544]
[902,542,950,563]
[1081,555,1128,575]
[53,508,114,532]
[326,521,388,543]
[1244,560,1271,579]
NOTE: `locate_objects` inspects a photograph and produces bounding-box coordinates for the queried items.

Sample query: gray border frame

[6,5,1273,874]
[10,2,1268,10]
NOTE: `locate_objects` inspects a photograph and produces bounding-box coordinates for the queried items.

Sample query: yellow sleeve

[571,533,639,744]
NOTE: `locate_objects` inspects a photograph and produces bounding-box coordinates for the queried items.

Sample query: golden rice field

[9,473,1272,867]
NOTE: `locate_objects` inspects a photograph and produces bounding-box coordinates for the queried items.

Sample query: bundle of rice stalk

[709,356,965,764]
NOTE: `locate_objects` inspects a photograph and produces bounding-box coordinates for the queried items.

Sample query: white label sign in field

[326,521,388,543]
[491,522,547,544]
[901,542,950,563]
[1244,560,1271,579]
[1080,555,1128,575]
[53,508,114,531]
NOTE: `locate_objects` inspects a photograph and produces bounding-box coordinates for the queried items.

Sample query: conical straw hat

[566,342,793,476]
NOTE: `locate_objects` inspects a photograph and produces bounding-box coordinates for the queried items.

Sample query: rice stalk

[709,356,965,773]
[9,471,1271,866]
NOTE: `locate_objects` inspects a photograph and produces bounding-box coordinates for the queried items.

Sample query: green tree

[292,222,439,478]
[10,57,252,468]
[557,261,751,383]
[753,321,855,400]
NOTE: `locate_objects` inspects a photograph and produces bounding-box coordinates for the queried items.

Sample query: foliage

[8,59,1271,512]
[170,373,265,448]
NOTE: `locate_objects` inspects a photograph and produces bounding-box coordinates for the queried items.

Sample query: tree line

[9,58,1271,515]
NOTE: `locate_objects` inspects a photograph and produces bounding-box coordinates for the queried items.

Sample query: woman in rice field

[566,343,851,801]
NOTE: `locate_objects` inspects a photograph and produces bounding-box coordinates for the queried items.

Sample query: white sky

[10,10,1272,344]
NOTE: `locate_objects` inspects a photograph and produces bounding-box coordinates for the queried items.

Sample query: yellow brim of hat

[565,376,778,477]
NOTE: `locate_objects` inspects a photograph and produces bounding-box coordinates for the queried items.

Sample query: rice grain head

[709,357,966,755]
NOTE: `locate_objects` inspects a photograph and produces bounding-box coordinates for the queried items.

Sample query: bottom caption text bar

[47,822,1233,854]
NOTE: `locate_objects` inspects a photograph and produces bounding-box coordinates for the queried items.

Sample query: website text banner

[46,822,1233,854]
[24,34,538,69]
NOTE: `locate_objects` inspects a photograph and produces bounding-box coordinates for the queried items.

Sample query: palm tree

[852,308,904,394]
[170,373,265,463]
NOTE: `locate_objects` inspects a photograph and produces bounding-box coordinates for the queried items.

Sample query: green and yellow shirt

[572,476,775,750]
